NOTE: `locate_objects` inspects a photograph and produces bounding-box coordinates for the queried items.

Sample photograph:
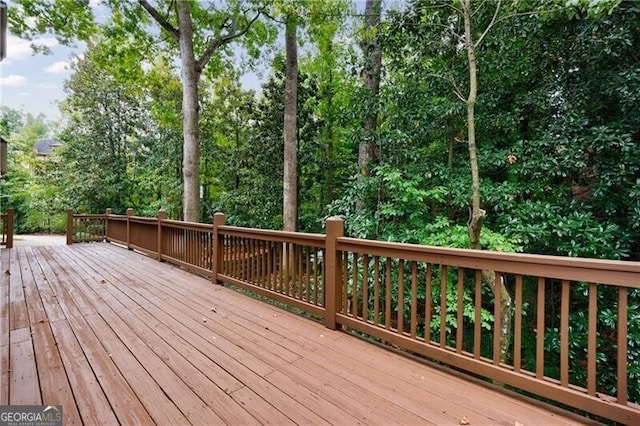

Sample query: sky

[0,32,80,123]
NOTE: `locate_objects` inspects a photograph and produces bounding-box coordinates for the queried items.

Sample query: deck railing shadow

[66,208,640,424]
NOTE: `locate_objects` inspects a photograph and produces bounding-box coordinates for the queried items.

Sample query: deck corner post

[212,212,225,285]
[126,208,135,250]
[104,208,112,242]
[6,207,13,248]
[157,209,167,262]
[324,215,344,330]
[66,208,74,245]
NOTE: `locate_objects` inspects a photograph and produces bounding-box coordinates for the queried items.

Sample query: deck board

[0,248,10,405]
[0,243,592,425]
[9,327,40,405]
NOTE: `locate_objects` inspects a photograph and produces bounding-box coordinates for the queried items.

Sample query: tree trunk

[358,0,382,209]
[177,1,201,222]
[283,14,298,233]
[463,0,483,249]
[447,115,457,221]
[462,0,511,364]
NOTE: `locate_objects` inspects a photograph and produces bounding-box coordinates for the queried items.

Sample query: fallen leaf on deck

[4,270,10,275]
[459,416,470,425]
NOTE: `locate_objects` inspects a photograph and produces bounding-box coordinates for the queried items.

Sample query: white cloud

[5,34,58,62]
[44,61,71,75]
[0,74,28,87]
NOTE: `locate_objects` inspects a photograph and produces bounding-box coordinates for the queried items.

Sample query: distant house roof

[34,139,62,156]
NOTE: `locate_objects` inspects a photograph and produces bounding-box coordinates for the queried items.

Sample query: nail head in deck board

[9,327,41,405]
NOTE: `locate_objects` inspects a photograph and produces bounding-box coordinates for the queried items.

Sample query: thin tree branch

[472,0,488,18]
[195,11,262,72]
[425,72,467,102]
[262,10,286,25]
[474,0,501,48]
[139,0,179,42]
[473,4,571,49]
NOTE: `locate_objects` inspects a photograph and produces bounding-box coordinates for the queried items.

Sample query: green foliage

[8,0,97,47]
[0,109,65,233]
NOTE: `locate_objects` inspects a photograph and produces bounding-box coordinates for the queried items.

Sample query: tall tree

[462,0,484,250]
[283,11,298,232]
[137,0,263,222]
[60,47,149,214]
[305,0,352,207]
[358,0,382,184]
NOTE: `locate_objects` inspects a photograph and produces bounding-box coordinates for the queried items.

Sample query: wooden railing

[0,208,14,248]
[66,209,640,424]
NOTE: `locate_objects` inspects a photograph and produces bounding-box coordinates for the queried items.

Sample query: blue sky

[0,31,82,123]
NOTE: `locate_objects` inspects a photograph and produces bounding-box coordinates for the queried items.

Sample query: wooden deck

[1,242,592,425]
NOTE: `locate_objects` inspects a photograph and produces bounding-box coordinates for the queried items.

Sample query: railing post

[324,216,343,330]
[157,209,167,262]
[66,208,74,245]
[212,212,225,285]
[5,208,13,249]
[105,208,112,241]
[126,208,135,250]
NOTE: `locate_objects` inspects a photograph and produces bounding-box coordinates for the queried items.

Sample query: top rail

[218,224,326,247]
[337,237,640,287]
